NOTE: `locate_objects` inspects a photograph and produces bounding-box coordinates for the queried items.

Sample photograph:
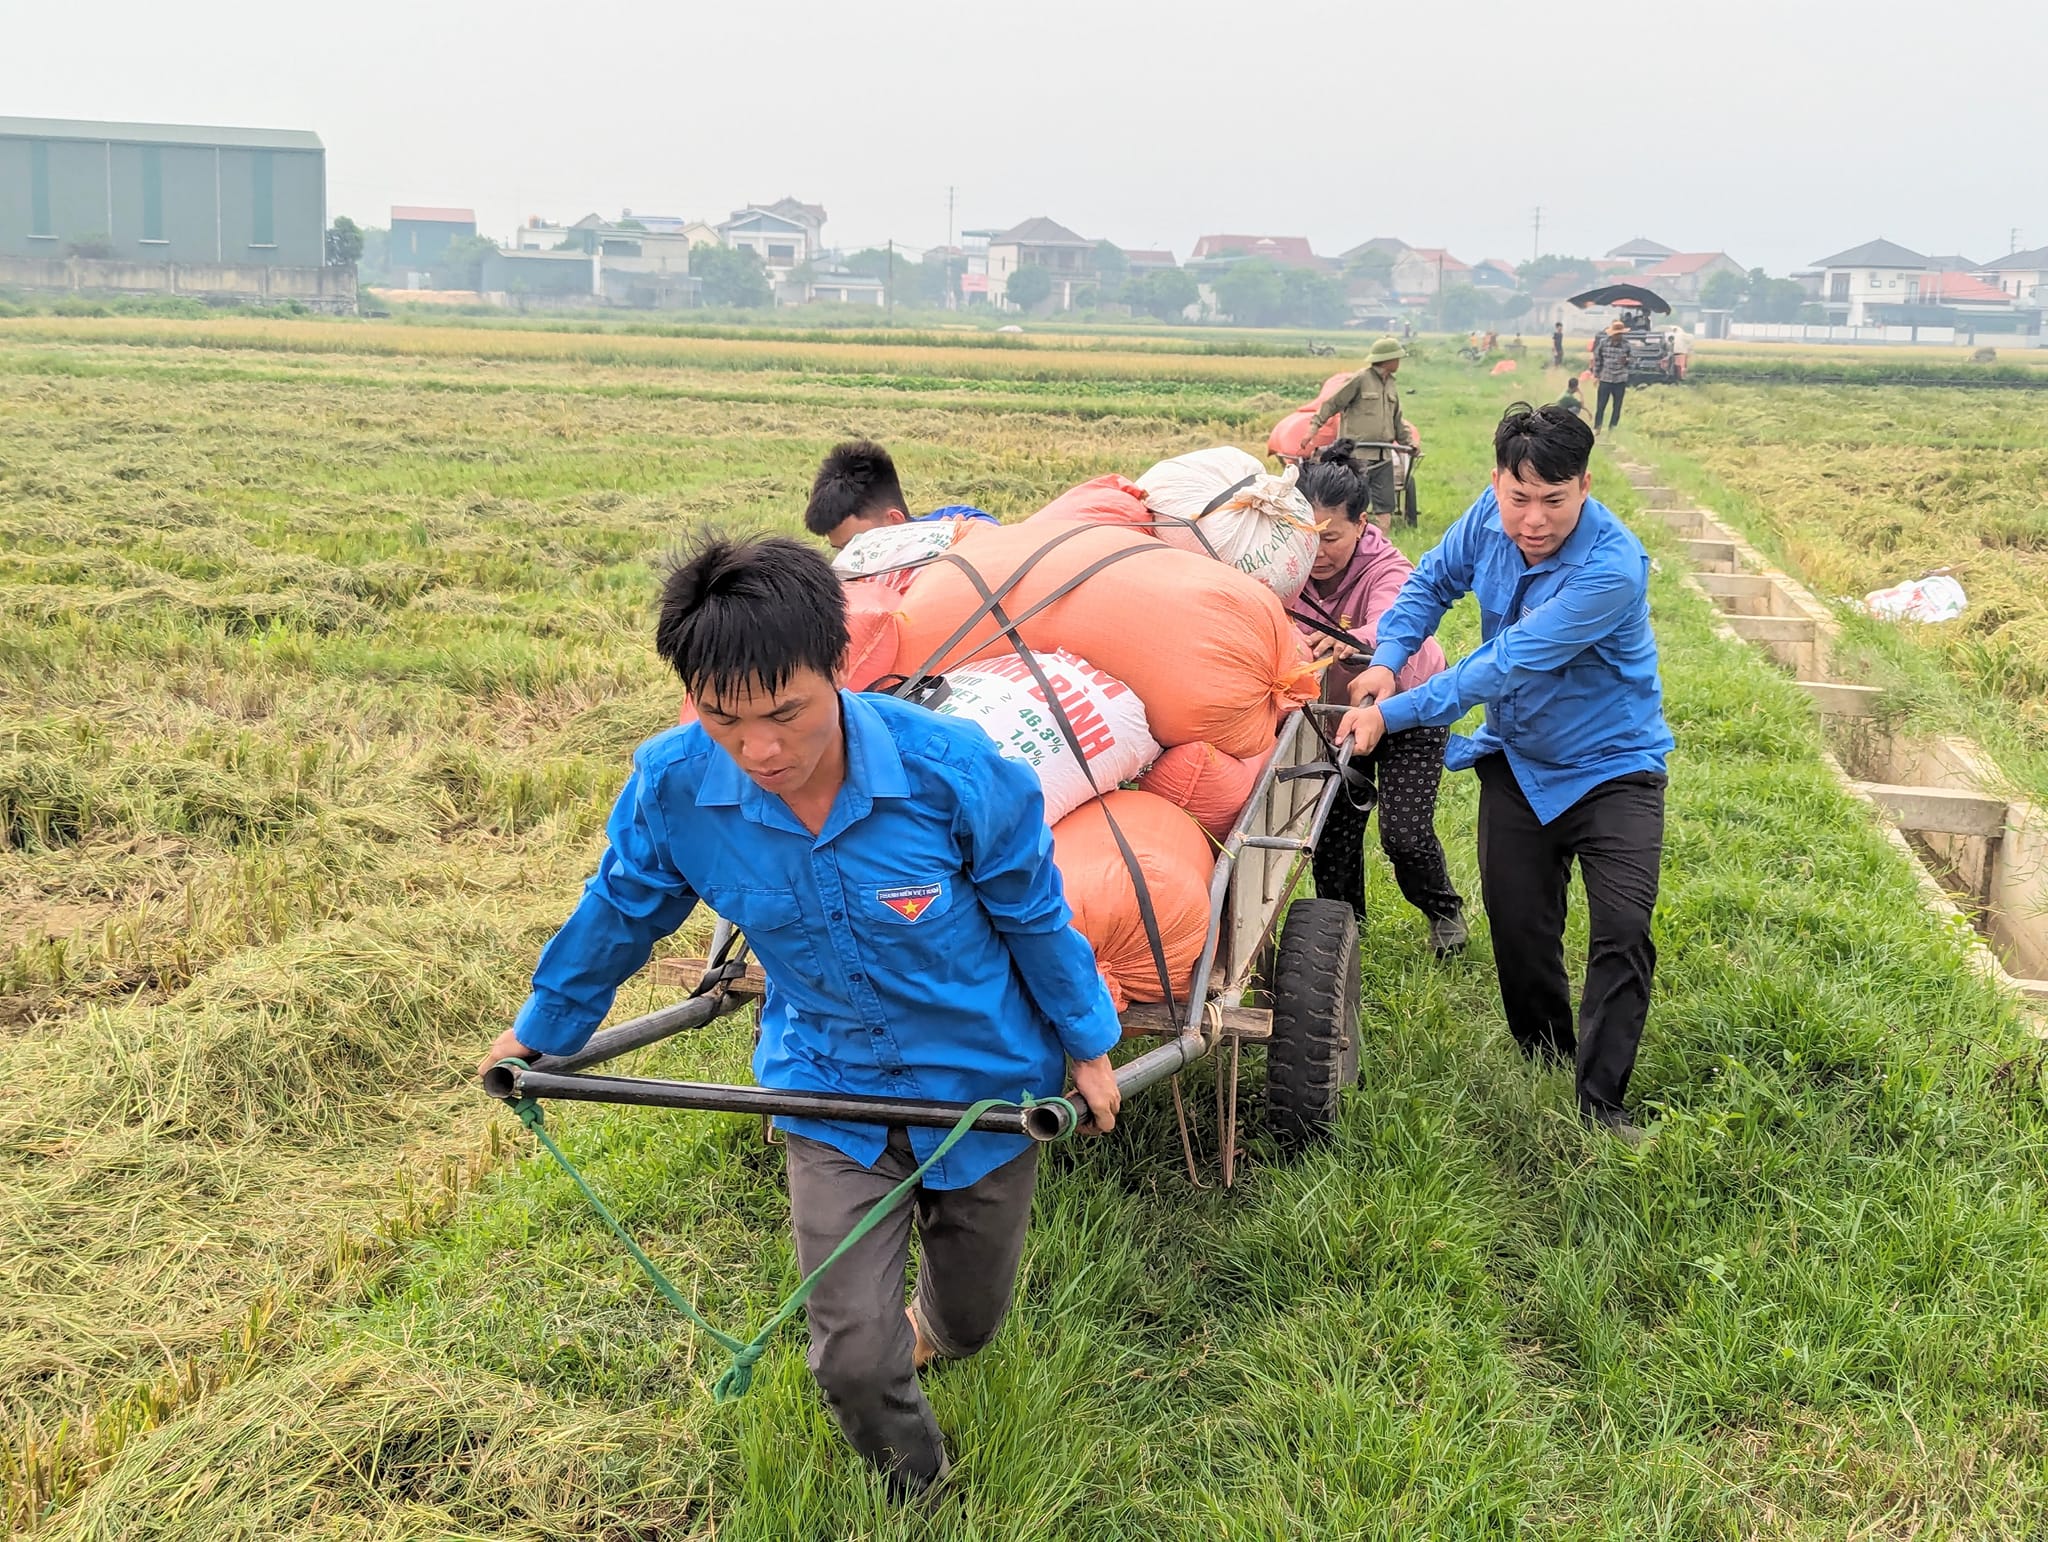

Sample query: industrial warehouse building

[0,116,327,268]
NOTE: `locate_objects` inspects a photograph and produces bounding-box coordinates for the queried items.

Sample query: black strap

[1134,512,1221,561]
[889,522,1106,690]
[892,537,1170,693]
[940,563,1181,1021]
[1199,472,1260,519]
[1288,585,1374,655]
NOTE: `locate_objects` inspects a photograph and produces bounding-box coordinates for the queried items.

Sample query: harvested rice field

[4,318,2046,1539]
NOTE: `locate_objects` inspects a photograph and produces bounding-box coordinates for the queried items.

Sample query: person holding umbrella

[1589,319,1633,431]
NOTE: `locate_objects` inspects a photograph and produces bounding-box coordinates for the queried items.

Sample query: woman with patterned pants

[1291,441,1467,956]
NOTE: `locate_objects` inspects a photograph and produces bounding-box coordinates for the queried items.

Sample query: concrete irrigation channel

[1616,458,2048,1014]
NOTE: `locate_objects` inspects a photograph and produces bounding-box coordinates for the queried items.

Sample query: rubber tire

[1264,898,1363,1147]
[1401,469,1420,527]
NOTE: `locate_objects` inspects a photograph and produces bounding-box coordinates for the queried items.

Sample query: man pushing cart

[481,524,1363,1499]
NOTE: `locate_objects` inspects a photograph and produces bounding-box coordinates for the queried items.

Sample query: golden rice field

[1626,372,2048,799]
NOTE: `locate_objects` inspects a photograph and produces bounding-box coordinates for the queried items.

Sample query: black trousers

[1594,381,1627,429]
[1474,756,1665,1117]
[1314,724,1463,924]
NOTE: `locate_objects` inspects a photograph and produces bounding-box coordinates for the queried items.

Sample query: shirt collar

[693,689,909,838]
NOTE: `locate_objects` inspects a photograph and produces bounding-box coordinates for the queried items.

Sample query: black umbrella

[1567,283,1672,314]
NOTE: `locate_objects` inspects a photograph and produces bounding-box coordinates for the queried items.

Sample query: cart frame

[484,705,1361,1181]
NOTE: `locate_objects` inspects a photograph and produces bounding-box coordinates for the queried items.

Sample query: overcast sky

[7,0,2044,273]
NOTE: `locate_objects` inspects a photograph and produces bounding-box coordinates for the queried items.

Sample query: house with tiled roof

[1189,234,1328,271]
[1918,270,2015,309]
[1391,247,1468,297]
[987,216,1097,310]
[1811,238,1931,324]
[1341,236,1412,262]
[1974,246,2048,305]
[1524,271,1607,336]
[1471,257,1519,290]
[1637,251,1743,302]
[1121,249,1178,275]
[1606,236,1676,269]
[718,199,828,283]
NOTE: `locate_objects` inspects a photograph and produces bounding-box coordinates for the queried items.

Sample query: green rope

[497,1060,1076,1403]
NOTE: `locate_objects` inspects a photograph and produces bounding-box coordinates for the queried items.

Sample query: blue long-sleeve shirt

[512,690,1122,1188]
[1371,487,1673,824]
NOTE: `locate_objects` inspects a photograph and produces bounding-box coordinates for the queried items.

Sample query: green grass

[3,328,2044,1538]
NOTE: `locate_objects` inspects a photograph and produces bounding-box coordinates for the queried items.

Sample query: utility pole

[2012,226,2022,254]
[1532,206,1543,261]
[947,186,955,251]
[887,238,894,325]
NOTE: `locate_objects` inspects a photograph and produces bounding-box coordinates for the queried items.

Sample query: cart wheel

[1264,898,1362,1146]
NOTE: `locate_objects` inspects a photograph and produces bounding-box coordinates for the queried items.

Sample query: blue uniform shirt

[918,505,999,526]
[1371,488,1673,824]
[512,690,1122,1188]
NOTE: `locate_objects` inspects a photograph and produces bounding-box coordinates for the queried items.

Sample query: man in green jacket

[1306,336,1419,527]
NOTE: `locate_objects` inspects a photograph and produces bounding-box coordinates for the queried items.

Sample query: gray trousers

[784,1128,1038,1492]
[1363,456,1396,515]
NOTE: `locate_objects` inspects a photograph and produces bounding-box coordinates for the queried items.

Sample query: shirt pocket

[706,885,820,980]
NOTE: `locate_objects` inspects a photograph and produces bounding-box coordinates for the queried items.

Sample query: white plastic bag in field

[933,650,1160,824]
[1862,572,1967,624]
[832,518,976,595]
[1135,446,1319,602]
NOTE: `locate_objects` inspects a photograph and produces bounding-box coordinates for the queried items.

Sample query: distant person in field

[804,439,997,551]
[1290,441,1466,956]
[1557,375,1586,418]
[1590,319,1633,430]
[1551,322,1565,367]
[479,535,1121,1499]
[1304,336,1419,529]
[1337,404,1673,1142]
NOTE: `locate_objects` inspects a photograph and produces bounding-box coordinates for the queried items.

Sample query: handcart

[1276,436,1421,529]
[484,704,1369,1186]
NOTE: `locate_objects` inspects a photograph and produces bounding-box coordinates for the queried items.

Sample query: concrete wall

[0,253,355,310]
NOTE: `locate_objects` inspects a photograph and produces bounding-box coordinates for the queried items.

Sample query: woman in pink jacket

[1293,442,1468,956]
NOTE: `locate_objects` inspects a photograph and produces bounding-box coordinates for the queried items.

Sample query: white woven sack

[832,519,969,595]
[1136,447,1319,602]
[933,650,1160,824]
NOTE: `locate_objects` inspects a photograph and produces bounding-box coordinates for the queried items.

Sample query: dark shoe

[1583,1107,1646,1147]
[889,1445,954,1505]
[1428,911,1468,958]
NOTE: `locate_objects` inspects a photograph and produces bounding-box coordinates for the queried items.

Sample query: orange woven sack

[1137,740,1273,842]
[682,582,901,724]
[1266,371,1358,460]
[1051,789,1214,1015]
[1028,472,1211,550]
[1027,473,1156,534]
[895,520,1317,757]
[842,582,903,691]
